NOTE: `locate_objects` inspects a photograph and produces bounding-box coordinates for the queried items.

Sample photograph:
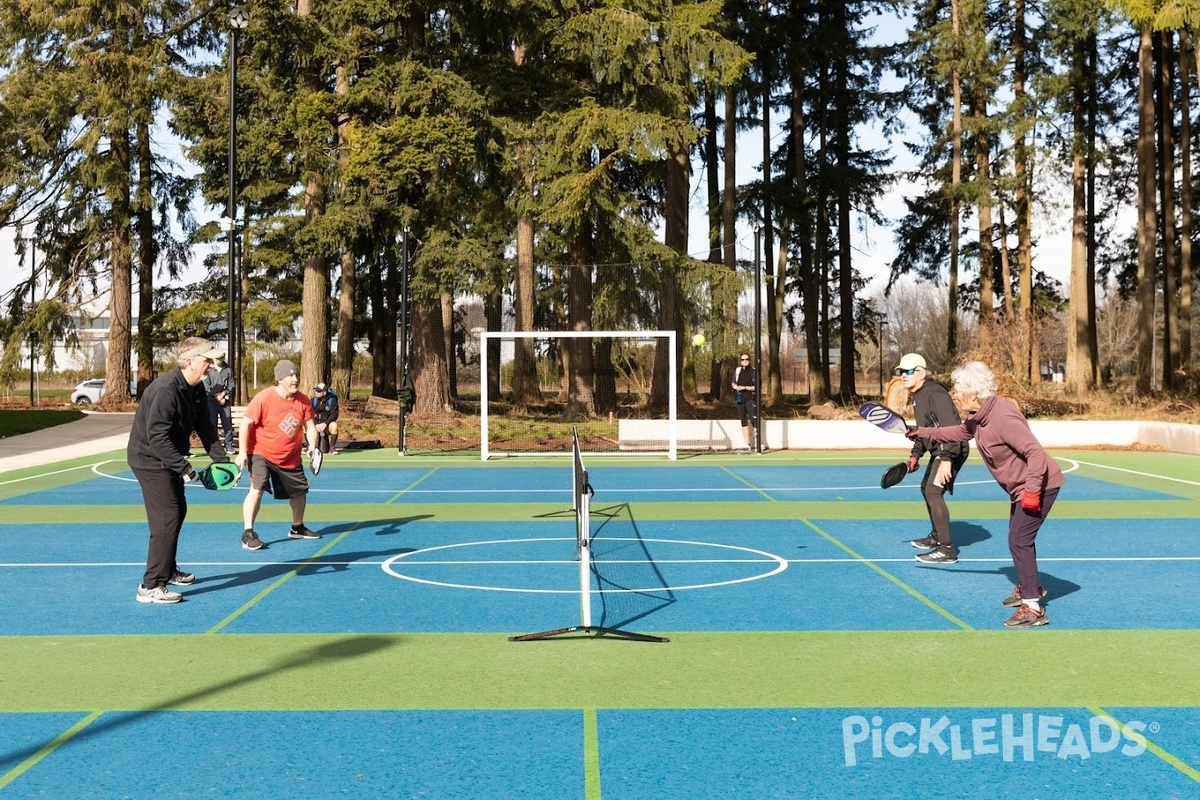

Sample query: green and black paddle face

[199,462,241,491]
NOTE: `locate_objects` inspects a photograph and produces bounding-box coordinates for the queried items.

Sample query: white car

[71,379,138,405]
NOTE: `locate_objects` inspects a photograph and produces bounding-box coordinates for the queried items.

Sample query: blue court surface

[1,448,1199,797]
[7,459,1184,504]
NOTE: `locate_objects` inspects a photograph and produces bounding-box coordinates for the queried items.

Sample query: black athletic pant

[133,466,187,590]
[921,474,952,548]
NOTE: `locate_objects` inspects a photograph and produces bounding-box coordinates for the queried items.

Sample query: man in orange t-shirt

[234,359,321,550]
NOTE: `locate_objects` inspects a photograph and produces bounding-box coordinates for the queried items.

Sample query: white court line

[1066,458,1200,488]
[7,555,1200,569]
[0,463,100,486]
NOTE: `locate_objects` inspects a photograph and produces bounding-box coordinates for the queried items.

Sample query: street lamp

[877,319,889,397]
[226,6,248,399]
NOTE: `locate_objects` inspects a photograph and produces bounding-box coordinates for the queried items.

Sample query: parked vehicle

[70,379,138,406]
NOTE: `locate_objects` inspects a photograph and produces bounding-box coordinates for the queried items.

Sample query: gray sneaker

[136,584,182,604]
[242,530,266,550]
[169,570,195,586]
[916,547,959,564]
[909,535,937,549]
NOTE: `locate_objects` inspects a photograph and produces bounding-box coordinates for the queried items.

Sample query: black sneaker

[242,530,266,550]
[916,547,958,564]
[909,535,937,549]
[1002,585,1047,607]
[288,525,320,540]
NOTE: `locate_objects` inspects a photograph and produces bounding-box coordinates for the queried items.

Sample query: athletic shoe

[909,535,937,549]
[288,525,320,540]
[915,547,958,564]
[1002,585,1047,607]
[1003,604,1048,628]
[136,584,182,604]
[169,570,196,586]
[242,530,266,550]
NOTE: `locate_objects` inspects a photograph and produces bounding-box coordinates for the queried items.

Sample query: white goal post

[480,330,677,460]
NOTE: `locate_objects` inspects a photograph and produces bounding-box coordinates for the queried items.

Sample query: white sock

[1022,600,1041,611]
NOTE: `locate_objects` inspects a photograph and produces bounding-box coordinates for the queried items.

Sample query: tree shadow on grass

[0,635,399,773]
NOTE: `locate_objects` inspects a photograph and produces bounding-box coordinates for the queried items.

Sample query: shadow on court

[185,516,431,598]
[0,636,398,773]
[949,521,992,549]
[944,565,1082,603]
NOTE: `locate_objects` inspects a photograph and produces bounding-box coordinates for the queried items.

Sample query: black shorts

[247,454,310,500]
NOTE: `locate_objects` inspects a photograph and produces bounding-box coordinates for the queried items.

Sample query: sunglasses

[739,357,750,362]
[894,367,920,376]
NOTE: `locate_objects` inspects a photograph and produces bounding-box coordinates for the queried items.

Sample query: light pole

[225,6,249,399]
[878,319,888,396]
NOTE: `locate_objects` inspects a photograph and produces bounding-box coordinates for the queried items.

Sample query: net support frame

[508,426,669,643]
[480,330,678,461]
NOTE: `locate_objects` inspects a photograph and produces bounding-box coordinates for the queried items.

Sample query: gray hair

[175,337,211,368]
[950,361,998,399]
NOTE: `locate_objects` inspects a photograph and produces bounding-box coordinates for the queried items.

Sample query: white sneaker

[136,584,183,604]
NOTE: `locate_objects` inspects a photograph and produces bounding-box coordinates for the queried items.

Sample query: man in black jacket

[896,353,969,564]
[127,337,229,603]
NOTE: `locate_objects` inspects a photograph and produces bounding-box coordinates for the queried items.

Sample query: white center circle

[381,537,788,594]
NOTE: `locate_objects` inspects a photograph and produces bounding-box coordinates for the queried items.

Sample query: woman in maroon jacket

[906,361,1065,628]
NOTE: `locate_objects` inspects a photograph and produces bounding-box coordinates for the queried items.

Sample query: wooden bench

[231,405,247,438]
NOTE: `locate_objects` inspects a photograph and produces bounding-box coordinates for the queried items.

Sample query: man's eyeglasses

[739,357,750,362]
[894,367,920,376]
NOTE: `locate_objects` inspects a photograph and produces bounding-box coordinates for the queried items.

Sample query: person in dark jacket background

[895,353,969,564]
[127,337,229,604]
[311,383,340,453]
[201,352,235,452]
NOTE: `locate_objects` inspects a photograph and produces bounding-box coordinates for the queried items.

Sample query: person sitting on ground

[311,382,340,453]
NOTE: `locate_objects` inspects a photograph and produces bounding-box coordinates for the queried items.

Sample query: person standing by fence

[202,352,236,453]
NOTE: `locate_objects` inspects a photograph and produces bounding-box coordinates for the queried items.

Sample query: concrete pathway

[0,411,133,474]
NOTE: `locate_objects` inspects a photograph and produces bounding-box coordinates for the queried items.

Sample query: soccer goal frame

[479,330,678,460]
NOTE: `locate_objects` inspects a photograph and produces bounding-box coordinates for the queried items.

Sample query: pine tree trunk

[792,65,826,404]
[1067,37,1094,393]
[973,82,994,350]
[1136,25,1157,395]
[1156,31,1178,391]
[136,117,155,396]
[300,174,329,391]
[718,88,740,402]
[411,299,451,414]
[297,0,329,392]
[1014,0,1034,383]
[334,64,355,399]
[104,125,134,404]
[1179,30,1194,380]
[652,145,688,409]
[566,217,595,418]
[947,0,961,361]
[512,206,541,406]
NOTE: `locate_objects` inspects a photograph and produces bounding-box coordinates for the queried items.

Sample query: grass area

[0,409,85,438]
